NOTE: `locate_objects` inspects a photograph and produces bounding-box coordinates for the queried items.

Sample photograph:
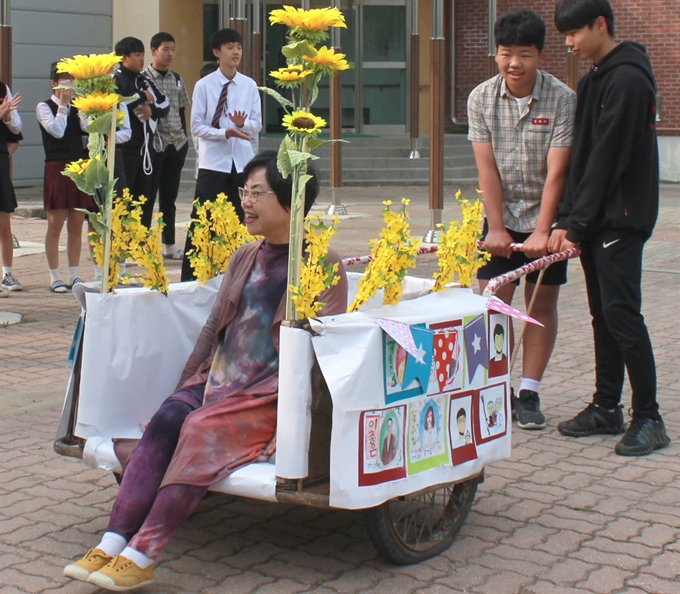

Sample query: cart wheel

[364,477,478,565]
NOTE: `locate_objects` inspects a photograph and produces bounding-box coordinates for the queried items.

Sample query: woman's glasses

[238,187,276,204]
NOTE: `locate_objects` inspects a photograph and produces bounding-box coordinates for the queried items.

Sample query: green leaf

[282,40,314,60]
[287,149,319,167]
[87,113,114,135]
[277,136,296,178]
[84,158,110,193]
[258,86,294,109]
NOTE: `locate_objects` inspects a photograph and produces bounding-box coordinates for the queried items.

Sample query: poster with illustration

[383,324,433,403]
[448,391,478,465]
[430,320,464,393]
[406,395,449,474]
[359,406,407,486]
[463,313,489,388]
[473,382,508,444]
[488,313,509,378]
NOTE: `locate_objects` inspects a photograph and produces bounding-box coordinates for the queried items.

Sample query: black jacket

[114,65,170,150]
[556,42,659,242]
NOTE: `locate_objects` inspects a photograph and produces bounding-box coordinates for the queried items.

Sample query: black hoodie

[556,42,659,243]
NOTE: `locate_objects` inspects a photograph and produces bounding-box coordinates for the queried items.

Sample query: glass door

[262,0,407,135]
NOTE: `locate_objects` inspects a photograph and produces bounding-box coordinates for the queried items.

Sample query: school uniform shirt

[467,70,576,233]
[0,84,22,144]
[144,65,190,152]
[36,94,88,140]
[191,69,262,174]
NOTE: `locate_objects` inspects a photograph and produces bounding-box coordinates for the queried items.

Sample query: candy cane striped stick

[482,246,580,297]
[341,244,439,267]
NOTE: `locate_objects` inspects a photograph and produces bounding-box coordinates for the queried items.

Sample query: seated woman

[64,150,348,591]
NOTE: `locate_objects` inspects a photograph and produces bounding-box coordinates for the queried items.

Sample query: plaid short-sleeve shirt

[467,71,576,232]
[145,65,191,152]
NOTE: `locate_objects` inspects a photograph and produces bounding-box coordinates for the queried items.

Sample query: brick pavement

[1,183,679,593]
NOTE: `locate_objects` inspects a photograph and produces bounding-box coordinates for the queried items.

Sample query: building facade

[7,0,680,184]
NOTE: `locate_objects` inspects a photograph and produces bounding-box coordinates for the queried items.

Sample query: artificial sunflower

[73,92,120,115]
[269,6,345,31]
[282,110,327,136]
[270,65,315,88]
[304,46,349,76]
[63,158,94,175]
[57,52,121,80]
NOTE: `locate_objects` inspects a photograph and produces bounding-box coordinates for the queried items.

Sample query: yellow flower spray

[432,190,490,290]
[186,193,257,284]
[289,215,341,319]
[349,199,420,312]
[89,189,169,293]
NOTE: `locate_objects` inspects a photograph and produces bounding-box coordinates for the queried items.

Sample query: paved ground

[1,182,680,593]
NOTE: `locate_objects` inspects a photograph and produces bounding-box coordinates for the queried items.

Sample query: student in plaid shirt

[467,9,576,430]
[144,32,191,260]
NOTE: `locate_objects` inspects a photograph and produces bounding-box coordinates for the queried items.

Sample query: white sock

[68,266,79,284]
[93,264,102,282]
[120,546,154,568]
[49,269,62,284]
[519,378,541,395]
[2,266,11,276]
[164,244,177,255]
[97,532,127,557]
[120,262,127,275]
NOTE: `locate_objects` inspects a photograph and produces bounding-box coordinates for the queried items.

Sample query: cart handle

[482,245,580,297]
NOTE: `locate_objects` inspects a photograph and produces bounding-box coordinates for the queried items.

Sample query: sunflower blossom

[270,65,315,88]
[304,46,349,75]
[73,92,120,115]
[57,52,121,80]
[270,6,346,31]
[282,109,326,136]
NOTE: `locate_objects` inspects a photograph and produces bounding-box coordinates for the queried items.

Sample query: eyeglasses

[238,187,275,203]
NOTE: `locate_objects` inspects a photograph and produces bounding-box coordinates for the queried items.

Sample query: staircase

[181,134,478,187]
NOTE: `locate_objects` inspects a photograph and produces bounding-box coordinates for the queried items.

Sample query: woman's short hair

[243,150,320,216]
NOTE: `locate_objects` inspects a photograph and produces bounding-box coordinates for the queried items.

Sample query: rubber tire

[364,477,479,565]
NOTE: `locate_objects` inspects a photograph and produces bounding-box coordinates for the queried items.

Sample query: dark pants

[143,142,189,244]
[121,148,152,204]
[580,229,659,420]
[181,166,244,281]
[108,384,207,558]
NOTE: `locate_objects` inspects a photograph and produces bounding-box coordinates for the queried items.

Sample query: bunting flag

[401,326,434,392]
[486,297,543,326]
[372,317,424,362]
[464,314,488,384]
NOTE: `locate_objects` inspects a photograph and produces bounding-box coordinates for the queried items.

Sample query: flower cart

[54,262,540,565]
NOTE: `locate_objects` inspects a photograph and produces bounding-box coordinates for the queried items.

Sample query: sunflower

[63,157,96,175]
[270,65,315,88]
[73,92,120,114]
[57,53,121,80]
[303,46,349,75]
[269,6,345,31]
[282,110,327,136]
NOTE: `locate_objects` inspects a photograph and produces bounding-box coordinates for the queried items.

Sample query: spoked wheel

[364,477,479,565]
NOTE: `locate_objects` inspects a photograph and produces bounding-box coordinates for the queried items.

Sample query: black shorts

[0,153,17,213]
[477,225,568,286]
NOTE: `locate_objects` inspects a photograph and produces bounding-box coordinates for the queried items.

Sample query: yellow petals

[270,65,315,83]
[290,215,340,319]
[187,193,257,284]
[304,46,349,73]
[73,92,120,114]
[282,109,326,136]
[269,6,346,31]
[432,191,489,290]
[349,201,420,312]
[57,52,121,80]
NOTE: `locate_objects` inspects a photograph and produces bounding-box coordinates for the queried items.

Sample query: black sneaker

[514,390,546,430]
[510,387,517,420]
[615,416,671,456]
[558,402,625,437]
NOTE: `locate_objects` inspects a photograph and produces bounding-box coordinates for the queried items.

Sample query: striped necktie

[211,81,231,128]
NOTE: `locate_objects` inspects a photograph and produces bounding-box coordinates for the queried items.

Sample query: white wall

[659,137,680,183]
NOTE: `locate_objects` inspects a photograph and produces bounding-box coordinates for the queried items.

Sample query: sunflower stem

[100,103,117,294]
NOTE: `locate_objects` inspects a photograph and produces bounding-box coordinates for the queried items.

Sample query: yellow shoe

[87,555,153,591]
[63,548,113,582]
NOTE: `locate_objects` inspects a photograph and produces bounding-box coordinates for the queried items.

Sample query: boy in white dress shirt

[182,28,262,281]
